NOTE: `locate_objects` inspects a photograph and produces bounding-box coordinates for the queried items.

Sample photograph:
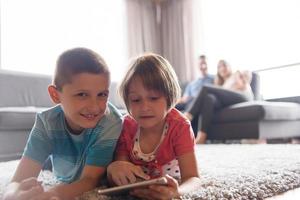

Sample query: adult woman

[185,60,253,144]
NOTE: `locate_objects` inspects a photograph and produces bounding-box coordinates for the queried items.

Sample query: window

[257,64,300,99]
[197,0,300,98]
[1,0,128,81]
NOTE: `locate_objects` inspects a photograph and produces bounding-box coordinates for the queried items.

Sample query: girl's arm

[177,151,201,195]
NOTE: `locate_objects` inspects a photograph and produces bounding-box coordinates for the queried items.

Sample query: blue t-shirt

[183,74,214,98]
[23,102,123,183]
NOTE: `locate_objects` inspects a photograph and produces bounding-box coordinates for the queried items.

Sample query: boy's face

[49,73,109,134]
[127,77,168,132]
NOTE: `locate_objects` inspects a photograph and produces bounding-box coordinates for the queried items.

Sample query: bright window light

[258,65,300,99]
[1,0,128,81]
[197,0,300,98]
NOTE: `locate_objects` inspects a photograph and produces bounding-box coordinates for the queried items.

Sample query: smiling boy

[3,48,123,200]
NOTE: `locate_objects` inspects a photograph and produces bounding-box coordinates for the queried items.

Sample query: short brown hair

[54,47,110,91]
[199,55,206,60]
[119,53,181,111]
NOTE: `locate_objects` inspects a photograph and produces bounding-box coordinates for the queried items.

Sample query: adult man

[176,55,214,111]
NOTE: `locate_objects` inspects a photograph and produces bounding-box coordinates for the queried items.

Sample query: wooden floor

[265,187,300,199]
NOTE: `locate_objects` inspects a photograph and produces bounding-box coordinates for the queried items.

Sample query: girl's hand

[130,175,180,200]
[107,161,150,185]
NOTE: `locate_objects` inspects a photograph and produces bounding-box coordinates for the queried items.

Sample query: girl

[107,53,201,199]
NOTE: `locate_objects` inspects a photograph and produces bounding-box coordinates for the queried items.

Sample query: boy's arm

[11,156,43,182]
[3,157,43,200]
[40,165,106,200]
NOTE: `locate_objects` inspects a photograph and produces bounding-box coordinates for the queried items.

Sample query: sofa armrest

[267,96,300,104]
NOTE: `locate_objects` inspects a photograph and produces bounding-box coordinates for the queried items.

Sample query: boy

[3,48,123,200]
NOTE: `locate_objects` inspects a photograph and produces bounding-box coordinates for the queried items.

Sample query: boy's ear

[48,85,61,104]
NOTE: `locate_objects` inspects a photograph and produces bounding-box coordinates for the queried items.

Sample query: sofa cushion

[0,107,48,130]
[213,101,300,123]
[0,70,53,107]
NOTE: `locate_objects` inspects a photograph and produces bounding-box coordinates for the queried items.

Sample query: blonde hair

[214,59,232,86]
[119,53,181,111]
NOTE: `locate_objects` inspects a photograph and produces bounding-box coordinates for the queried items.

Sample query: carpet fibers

[1,144,300,200]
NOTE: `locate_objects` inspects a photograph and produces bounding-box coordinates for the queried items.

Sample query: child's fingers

[112,173,131,186]
[133,166,150,180]
[19,178,40,190]
[131,187,169,200]
[130,188,152,199]
[30,191,59,200]
[49,197,60,200]
[162,174,179,188]
[124,171,138,184]
[148,175,180,199]
[148,184,177,199]
[21,185,44,200]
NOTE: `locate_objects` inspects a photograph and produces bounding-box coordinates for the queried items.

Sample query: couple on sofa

[176,55,253,144]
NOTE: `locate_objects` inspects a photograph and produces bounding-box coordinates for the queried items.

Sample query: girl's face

[218,61,231,79]
[127,76,168,132]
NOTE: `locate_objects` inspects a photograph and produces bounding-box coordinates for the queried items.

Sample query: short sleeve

[173,121,195,157]
[115,116,137,158]
[23,113,53,165]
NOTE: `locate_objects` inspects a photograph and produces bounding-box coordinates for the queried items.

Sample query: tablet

[98,177,168,195]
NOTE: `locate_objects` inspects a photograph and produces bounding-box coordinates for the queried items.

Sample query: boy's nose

[88,99,104,113]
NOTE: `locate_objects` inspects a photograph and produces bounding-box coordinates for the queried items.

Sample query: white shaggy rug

[1,144,300,200]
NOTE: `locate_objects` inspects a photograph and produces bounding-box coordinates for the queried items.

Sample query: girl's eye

[130,98,140,103]
[77,93,88,97]
[150,96,159,101]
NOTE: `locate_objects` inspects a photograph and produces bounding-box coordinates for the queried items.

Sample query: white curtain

[160,0,199,82]
[126,0,199,82]
[126,0,162,58]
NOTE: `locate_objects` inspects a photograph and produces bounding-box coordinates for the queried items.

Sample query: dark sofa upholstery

[207,73,300,140]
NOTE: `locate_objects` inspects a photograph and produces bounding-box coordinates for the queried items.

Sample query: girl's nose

[141,100,150,111]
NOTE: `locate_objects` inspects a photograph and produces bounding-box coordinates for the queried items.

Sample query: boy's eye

[98,92,108,98]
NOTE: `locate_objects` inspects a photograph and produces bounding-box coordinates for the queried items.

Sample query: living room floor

[265,187,300,199]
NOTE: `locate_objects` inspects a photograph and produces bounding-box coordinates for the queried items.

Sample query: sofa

[207,73,300,140]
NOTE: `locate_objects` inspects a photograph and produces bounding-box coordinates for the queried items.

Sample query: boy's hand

[130,175,180,200]
[107,161,150,185]
[3,178,44,200]
[30,190,60,200]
